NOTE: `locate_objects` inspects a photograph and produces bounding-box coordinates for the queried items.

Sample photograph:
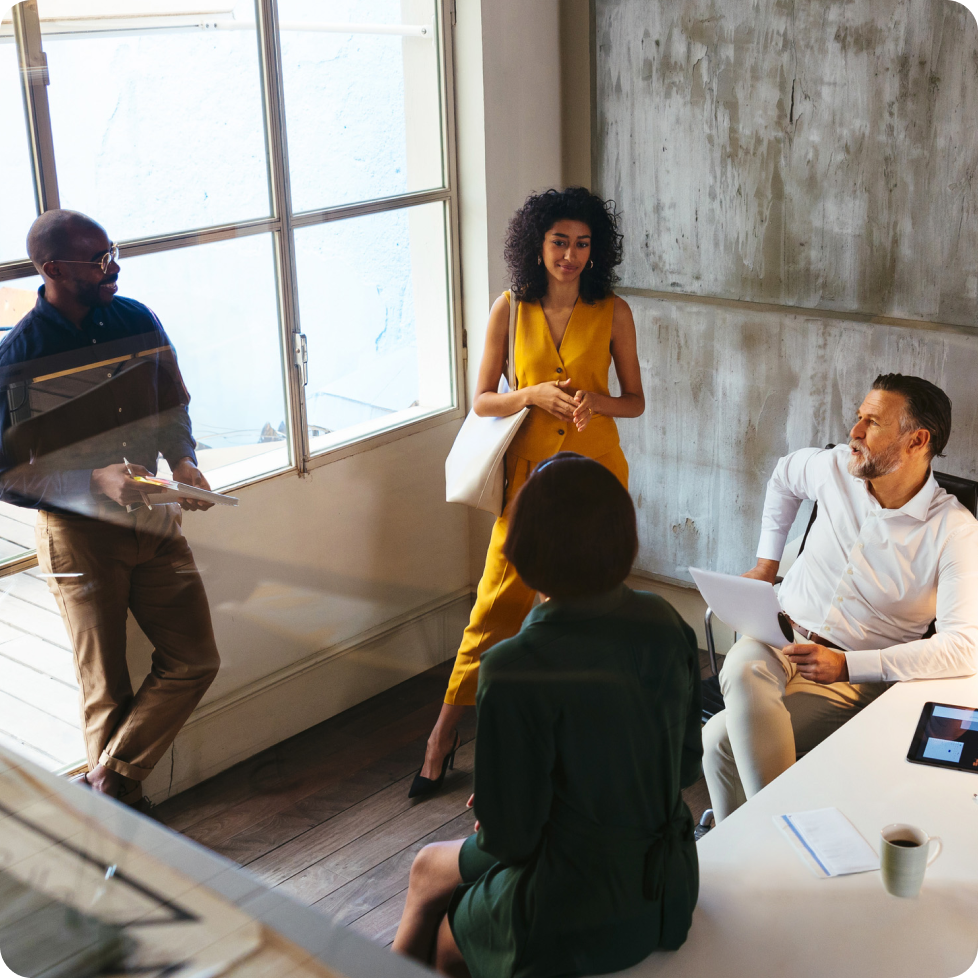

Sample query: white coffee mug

[880,823,942,898]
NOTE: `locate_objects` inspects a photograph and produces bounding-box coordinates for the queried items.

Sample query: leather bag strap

[508,289,518,391]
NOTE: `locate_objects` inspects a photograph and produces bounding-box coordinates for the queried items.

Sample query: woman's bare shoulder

[610,294,635,328]
[486,292,513,335]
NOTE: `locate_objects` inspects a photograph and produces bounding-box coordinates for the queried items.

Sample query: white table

[626,675,978,978]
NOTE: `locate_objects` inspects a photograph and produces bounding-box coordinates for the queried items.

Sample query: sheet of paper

[776,807,880,878]
[134,476,238,507]
[689,566,787,648]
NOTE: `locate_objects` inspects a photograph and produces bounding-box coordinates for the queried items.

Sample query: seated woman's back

[445,453,702,978]
[465,583,701,977]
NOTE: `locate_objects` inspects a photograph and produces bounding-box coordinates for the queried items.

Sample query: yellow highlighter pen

[123,457,152,511]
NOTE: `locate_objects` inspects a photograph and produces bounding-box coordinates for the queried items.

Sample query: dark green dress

[448,585,702,978]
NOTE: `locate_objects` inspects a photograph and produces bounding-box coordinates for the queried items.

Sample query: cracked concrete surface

[597,0,978,323]
[594,0,978,581]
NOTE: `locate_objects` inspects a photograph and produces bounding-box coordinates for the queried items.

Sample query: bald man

[0,210,220,808]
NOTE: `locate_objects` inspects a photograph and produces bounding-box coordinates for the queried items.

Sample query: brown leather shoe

[116,777,144,806]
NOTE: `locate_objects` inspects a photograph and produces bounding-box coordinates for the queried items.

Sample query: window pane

[281,0,444,213]
[0,273,40,332]
[0,275,43,564]
[0,37,38,262]
[117,235,291,487]
[41,1,270,241]
[295,201,453,453]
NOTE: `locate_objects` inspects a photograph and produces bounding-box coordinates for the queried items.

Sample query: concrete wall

[623,297,978,581]
[596,0,978,325]
[594,0,978,586]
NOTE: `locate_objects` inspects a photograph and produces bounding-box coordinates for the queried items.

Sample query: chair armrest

[705,607,719,676]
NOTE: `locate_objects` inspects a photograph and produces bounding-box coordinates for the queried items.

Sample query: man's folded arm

[845,523,978,683]
[756,447,825,561]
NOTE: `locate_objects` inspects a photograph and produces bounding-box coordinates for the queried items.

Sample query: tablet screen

[907,702,978,772]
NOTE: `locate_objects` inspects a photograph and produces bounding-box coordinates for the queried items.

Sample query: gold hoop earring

[589,260,594,269]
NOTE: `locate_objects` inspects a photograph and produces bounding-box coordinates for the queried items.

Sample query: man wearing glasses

[0,209,220,809]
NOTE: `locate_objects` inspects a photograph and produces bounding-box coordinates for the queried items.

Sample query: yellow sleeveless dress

[444,292,629,705]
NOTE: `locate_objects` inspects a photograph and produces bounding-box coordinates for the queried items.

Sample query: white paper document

[689,566,788,648]
[775,807,880,878]
[133,476,239,506]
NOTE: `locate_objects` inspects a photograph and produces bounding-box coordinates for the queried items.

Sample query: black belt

[787,617,846,652]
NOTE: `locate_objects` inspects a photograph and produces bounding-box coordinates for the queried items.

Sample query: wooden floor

[0,503,85,772]
[156,658,714,948]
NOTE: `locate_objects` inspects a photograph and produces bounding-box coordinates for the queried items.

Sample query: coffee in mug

[880,823,942,898]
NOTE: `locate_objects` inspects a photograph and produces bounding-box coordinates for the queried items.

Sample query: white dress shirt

[757,445,978,683]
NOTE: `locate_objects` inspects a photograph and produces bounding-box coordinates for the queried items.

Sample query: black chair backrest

[934,470,978,517]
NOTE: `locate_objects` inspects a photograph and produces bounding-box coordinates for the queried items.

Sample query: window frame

[0,0,464,495]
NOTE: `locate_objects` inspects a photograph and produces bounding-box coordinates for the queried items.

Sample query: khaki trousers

[702,635,885,822]
[36,504,220,781]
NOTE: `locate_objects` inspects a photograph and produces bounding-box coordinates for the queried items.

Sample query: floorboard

[0,689,81,767]
[348,889,408,946]
[0,513,37,550]
[0,634,78,687]
[312,811,476,924]
[156,656,716,953]
[0,728,64,770]
[0,591,71,649]
[1,569,61,611]
[0,653,80,722]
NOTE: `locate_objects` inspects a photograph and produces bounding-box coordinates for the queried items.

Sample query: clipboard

[133,476,238,506]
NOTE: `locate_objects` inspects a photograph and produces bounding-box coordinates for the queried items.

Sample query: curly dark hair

[504,187,624,304]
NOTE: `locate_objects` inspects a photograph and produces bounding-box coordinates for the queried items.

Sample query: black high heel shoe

[408,730,459,799]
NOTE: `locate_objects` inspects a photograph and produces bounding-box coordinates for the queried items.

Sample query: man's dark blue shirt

[0,286,196,514]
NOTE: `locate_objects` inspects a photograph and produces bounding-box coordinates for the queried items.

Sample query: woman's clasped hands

[572,390,599,432]
[528,376,578,421]
[526,376,601,432]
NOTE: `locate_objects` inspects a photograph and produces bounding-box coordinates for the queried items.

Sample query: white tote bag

[445,291,529,517]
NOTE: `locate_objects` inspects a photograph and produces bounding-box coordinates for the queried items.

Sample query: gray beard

[847,440,902,480]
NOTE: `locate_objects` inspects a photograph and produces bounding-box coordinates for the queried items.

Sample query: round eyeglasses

[53,244,119,274]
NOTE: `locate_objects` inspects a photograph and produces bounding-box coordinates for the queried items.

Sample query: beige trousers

[702,635,886,822]
[36,504,220,781]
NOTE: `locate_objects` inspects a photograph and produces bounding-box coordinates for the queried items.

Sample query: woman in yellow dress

[410,187,645,798]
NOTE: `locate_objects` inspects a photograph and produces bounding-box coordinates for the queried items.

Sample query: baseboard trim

[143,587,474,802]
[188,586,474,728]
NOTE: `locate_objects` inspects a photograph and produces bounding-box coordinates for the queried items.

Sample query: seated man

[704,374,978,822]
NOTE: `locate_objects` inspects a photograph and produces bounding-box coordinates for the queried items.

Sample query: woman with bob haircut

[411,187,646,798]
[393,453,703,978]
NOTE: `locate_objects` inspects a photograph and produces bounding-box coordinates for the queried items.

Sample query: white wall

[457,0,563,368]
[137,419,470,800]
[455,0,565,574]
